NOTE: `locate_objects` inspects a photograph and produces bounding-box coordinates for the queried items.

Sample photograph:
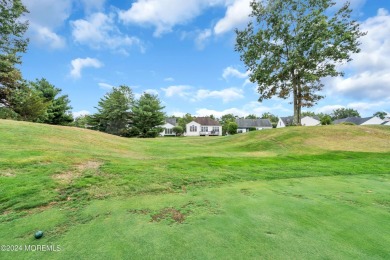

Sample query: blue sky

[20,0,390,118]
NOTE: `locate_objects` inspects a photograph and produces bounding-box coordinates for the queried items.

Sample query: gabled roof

[165,118,177,126]
[235,118,272,128]
[333,117,371,125]
[193,117,221,126]
[280,116,294,126]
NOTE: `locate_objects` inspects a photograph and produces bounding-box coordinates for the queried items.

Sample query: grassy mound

[0,120,389,259]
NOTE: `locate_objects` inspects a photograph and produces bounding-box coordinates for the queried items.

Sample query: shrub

[227,122,238,135]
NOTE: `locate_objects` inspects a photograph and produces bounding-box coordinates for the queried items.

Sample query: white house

[236,118,273,133]
[277,116,294,128]
[186,117,222,136]
[301,116,321,126]
[160,118,177,136]
[333,116,384,125]
[381,121,390,126]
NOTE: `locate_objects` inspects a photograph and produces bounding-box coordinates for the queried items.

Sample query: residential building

[333,116,384,125]
[186,117,222,136]
[235,118,272,133]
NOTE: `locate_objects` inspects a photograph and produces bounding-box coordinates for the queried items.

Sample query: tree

[0,0,29,107]
[332,108,360,120]
[177,113,194,132]
[172,126,184,136]
[373,111,387,120]
[9,83,49,121]
[72,114,92,128]
[301,111,316,117]
[31,78,73,125]
[92,85,134,135]
[320,115,332,125]
[245,114,258,119]
[227,122,238,135]
[235,0,365,125]
[220,114,237,135]
[261,112,278,123]
[132,93,165,138]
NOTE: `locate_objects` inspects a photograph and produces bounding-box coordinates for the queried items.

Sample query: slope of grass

[0,119,389,259]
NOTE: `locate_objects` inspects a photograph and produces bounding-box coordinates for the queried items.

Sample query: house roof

[235,118,272,128]
[280,116,294,126]
[165,118,177,126]
[193,117,221,126]
[333,117,371,125]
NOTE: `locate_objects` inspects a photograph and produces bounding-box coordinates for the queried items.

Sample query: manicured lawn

[0,120,389,259]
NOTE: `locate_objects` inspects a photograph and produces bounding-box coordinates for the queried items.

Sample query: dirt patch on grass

[151,208,186,223]
[52,160,103,184]
[0,169,16,177]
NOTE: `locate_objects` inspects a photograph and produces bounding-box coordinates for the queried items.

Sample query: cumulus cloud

[214,0,252,35]
[161,85,192,97]
[222,66,249,80]
[194,88,244,103]
[22,0,71,49]
[325,8,390,102]
[79,0,106,13]
[71,12,143,54]
[70,58,103,79]
[118,0,225,37]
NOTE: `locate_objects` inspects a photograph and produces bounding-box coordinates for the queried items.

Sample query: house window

[201,126,208,132]
[212,127,219,132]
[165,128,173,135]
[190,125,197,132]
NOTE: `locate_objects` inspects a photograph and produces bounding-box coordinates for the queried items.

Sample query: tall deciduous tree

[373,111,387,120]
[235,0,365,125]
[132,93,165,138]
[92,85,134,135]
[0,0,29,106]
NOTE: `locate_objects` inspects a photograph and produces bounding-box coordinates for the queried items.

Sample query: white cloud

[118,0,225,37]
[71,12,143,54]
[73,110,91,118]
[214,0,252,35]
[22,0,72,49]
[144,89,160,95]
[222,66,249,80]
[164,77,175,82]
[194,88,244,103]
[98,82,114,90]
[325,8,390,102]
[31,25,66,49]
[195,29,212,50]
[315,105,345,114]
[79,0,106,13]
[161,85,192,97]
[70,58,103,79]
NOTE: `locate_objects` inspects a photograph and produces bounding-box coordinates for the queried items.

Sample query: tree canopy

[0,0,29,106]
[91,85,134,135]
[132,93,165,138]
[332,108,360,120]
[235,0,366,125]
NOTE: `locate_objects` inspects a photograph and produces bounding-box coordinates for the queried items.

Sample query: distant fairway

[0,120,389,259]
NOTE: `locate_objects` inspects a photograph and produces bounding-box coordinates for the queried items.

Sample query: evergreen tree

[0,0,29,107]
[92,85,134,135]
[132,93,165,138]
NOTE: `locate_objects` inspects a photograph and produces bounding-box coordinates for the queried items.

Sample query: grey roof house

[236,118,272,133]
[333,116,384,125]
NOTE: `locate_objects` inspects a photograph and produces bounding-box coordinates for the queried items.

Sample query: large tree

[0,0,29,106]
[31,78,73,125]
[132,93,165,138]
[235,0,365,125]
[92,85,134,135]
[331,108,360,120]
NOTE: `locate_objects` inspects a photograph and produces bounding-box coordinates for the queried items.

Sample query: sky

[19,0,390,119]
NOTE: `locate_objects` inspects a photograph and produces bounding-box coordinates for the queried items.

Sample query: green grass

[0,119,389,259]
